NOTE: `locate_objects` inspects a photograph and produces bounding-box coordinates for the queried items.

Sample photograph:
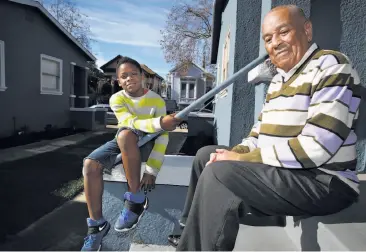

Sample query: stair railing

[137,53,269,147]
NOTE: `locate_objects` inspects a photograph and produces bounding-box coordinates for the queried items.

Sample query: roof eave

[210,0,226,64]
[9,0,96,61]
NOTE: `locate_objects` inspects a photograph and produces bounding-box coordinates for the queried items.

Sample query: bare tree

[40,0,94,51]
[160,0,213,70]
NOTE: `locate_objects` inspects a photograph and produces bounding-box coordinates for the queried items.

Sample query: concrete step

[285,174,366,251]
[129,225,297,251]
[129,244,175,251]
[234,225,297,251]
[103,155,194,186]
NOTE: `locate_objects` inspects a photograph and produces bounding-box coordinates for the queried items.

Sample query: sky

[75,0,176,77]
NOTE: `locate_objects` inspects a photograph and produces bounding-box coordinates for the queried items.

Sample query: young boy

[81,57,181,251]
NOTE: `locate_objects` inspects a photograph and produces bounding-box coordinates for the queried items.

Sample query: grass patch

[52,177,84,200]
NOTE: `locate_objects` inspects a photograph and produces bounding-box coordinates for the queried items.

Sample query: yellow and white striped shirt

[109,89,169,176]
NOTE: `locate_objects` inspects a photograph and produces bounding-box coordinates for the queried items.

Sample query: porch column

[78,66,89,108]
[69,62,76,108]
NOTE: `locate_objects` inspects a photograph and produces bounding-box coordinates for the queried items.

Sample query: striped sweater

[232,44,361,192]
[109,89,169,176]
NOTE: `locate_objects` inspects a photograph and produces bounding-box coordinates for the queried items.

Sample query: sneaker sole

[114,198,149,233]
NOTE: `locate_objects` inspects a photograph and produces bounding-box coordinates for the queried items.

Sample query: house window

[0,40,6,91]
[40,54,63,95]
[222,31,230,82]
[180,77,196,99]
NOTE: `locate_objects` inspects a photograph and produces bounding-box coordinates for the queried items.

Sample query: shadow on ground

[0,200,89,251]
[0,132,115,244]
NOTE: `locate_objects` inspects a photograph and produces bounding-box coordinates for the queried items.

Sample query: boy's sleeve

[109,94,163,133]
[145,100,169,176]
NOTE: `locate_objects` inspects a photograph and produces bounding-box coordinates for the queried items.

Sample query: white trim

[70,62,76,65]
[84,66,89,70]
[40,54,63,95]
[79,96,89,99]
[9,0,96,61]
[0,40,6,91]
[70,107,95,112]
[41,90,63,95]
[194,79,198,99]
[69,94,76,98]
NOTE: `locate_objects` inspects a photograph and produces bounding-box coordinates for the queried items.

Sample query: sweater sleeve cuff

[144,165,159,177]
[237,148,263,163]
[231,145,250,154]
[152,117,163,132]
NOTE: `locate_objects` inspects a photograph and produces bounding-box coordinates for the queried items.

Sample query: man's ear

[304,20,313,42]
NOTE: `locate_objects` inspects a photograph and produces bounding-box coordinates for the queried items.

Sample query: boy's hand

[140,173,156,193]
[160,113,182,131]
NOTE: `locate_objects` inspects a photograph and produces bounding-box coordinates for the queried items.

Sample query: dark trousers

[177,145,358,251]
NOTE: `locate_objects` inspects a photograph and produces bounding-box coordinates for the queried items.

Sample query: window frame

[0,40,6,91]
[180,77,197,99]
[40,54,63,95]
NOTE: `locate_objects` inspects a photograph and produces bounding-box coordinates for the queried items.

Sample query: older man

[172,4,361,251]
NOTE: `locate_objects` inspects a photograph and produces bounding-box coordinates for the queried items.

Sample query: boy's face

[117,63,143,95]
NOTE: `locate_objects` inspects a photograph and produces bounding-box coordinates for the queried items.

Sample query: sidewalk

[0,130,111,164]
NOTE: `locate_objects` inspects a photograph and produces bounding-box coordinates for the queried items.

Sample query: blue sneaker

[81,220,110,251]
[114,193,149,232]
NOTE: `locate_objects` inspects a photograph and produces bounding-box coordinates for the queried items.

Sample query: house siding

[196,78,205,99]
[170,64,212,110]
[0,1,90,137]
[213,0,237,146]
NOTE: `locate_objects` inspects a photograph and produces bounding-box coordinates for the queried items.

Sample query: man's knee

[205,161,235,185]
[116,129,138,145]
[196,145,218,160]
[83,158,103,177]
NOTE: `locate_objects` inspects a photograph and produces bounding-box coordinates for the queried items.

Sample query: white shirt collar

[276,43,318,82]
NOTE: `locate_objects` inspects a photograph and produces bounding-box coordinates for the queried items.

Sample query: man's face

[262,8,312,72]
[117,63,143,95]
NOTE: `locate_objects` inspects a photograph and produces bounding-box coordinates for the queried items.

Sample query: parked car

[90,104,118,125]
[177,108,213,129]
[164,99,178,114]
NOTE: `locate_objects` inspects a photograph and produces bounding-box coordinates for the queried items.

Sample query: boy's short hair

[116,56,143,75]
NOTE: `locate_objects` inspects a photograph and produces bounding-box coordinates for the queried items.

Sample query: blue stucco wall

[338,0,366,172]
[213,0,237,146]
[229,0,262,146]
[254,0,272,121]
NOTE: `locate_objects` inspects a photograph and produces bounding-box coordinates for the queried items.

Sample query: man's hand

[214,149,240,162]
[205,149,240,166]
[160,113,182,131]
[205,152,217,166]
[140,173,156,193]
